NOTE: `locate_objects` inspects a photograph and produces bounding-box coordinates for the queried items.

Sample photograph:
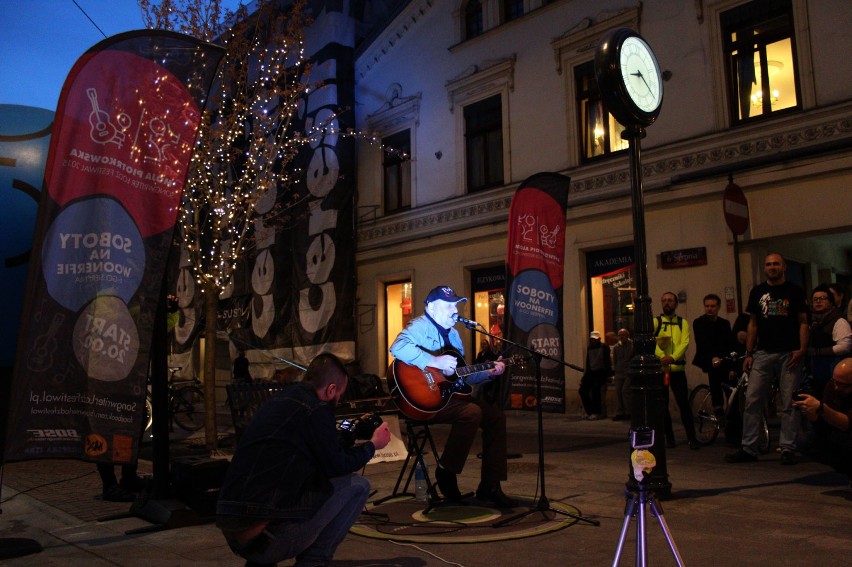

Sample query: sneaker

[103,484,136,502]
[780,450,797,466]
[725,449,758,463]
[587,414,599,421]
[435,465,462,501]
[688,439,700,450]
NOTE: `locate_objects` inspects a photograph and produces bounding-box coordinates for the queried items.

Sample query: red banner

[5,31,223,463]
[504,173,570,413]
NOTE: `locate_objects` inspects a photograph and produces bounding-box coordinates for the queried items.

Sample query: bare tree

[140,0,313,449]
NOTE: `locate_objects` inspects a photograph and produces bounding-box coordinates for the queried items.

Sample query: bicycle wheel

[689,384,719,445]
[172,386,205,431]
[757,405,771,454]
[144,393,154,435]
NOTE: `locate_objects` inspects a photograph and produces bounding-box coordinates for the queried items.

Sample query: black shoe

[725,449,758,463]
[612,414,627,421]
[688,439,700,450]
[475,483,517,509]
[103,484,136,502]
[666,439,676,449]
[435,466,462,501]
[780,450,797,466]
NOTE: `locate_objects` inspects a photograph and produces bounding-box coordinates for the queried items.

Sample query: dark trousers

[663,371,696,443]
[801,425,852,480]
[708,367,729,411]
[579,370,606,415]
[428,396,507,484]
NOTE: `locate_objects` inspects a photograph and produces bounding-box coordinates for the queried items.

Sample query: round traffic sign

[723,181,749,236]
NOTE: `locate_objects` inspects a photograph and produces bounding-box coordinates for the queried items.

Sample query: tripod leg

[612,492,639,567]
[648,496,685,567]
[637,492,647,567]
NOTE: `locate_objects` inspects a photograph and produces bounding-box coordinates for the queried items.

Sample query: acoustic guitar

[388,347,520,421]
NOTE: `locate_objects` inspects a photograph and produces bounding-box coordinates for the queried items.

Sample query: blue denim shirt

[389,314,492,385]
[216,382,375,525]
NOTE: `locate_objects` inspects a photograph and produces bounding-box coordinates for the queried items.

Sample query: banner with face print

[5,31,223,463]
[503,173,570,413]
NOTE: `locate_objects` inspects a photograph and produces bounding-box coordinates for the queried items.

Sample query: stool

[376,417,441,504]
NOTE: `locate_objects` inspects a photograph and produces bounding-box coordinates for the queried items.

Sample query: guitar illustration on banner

[388,347,523,421]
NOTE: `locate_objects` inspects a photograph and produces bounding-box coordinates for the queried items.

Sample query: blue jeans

[742,351,802,456]
[242,474,370,566]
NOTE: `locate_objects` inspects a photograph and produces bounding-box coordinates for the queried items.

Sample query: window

[587,246,636,338]
[503,0,524,23]
[385,280,412,358]
[365,84,420,214]
[470,265,506,359]
[464,95,504,192]
[382,129,411,213]
[465,0,484,40]
[575,61,628,162]
[722,0,799,124]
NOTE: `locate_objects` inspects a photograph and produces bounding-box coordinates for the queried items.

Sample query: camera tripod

[613,481,684,567]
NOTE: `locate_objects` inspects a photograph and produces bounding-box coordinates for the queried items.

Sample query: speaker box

[170,455,230,517]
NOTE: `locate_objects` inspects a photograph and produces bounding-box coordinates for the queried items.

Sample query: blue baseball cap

[425,286,467,305]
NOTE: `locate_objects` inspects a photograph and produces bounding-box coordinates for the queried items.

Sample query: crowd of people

[212,264,851,565]
[576,253,851,483]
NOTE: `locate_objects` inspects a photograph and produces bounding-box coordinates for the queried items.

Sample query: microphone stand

[458,319,599,527]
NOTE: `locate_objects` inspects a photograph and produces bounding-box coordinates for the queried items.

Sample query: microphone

[454,315,481,328]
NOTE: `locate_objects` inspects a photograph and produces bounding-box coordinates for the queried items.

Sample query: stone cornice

[569,102,852,203]
[357,101,852,249]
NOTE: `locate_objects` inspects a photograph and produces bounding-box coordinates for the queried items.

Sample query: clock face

[619,36,662,113]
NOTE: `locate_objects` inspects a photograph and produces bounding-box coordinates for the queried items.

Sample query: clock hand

[631,71,655,95]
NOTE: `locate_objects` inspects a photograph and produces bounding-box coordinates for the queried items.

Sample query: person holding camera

[217,353,391,567]
[794,358,852,486]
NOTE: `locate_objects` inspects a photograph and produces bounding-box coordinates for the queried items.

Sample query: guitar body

[387,345,529,421]
[388,348,472,421]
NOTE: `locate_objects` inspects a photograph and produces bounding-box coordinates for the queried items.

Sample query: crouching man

[217,353,391,567]
[793,358,852,486]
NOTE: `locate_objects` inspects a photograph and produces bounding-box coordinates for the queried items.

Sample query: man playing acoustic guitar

[389,285,515,508]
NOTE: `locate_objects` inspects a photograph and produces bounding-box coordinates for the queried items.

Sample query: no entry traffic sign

[723,181,749,236]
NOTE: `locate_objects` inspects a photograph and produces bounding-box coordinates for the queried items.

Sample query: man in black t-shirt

[726,254,808,465]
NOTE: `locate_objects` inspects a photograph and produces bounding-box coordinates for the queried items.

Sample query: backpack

[653,315,682,337]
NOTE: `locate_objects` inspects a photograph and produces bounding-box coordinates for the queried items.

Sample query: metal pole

[624,126,671,497]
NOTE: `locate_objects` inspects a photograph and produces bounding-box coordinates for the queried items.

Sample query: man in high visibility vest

[654,291,699,450]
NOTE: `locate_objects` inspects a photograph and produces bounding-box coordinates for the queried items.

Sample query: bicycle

[689,352,771,453]
[145,368,206,433]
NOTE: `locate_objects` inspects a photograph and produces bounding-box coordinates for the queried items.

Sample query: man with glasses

[806,285,852,396]
[794,358,852,487]
[726,253,808,465]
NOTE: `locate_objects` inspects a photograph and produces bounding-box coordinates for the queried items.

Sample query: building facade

[351,0,852,410]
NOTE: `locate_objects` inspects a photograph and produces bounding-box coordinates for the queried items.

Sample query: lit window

[575,61,628,162]
[722,0,799,124]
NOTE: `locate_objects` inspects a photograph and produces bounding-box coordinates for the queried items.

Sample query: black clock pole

[623,125,671,497]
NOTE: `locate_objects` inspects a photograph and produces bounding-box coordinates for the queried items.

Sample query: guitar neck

[455,360,497,378]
